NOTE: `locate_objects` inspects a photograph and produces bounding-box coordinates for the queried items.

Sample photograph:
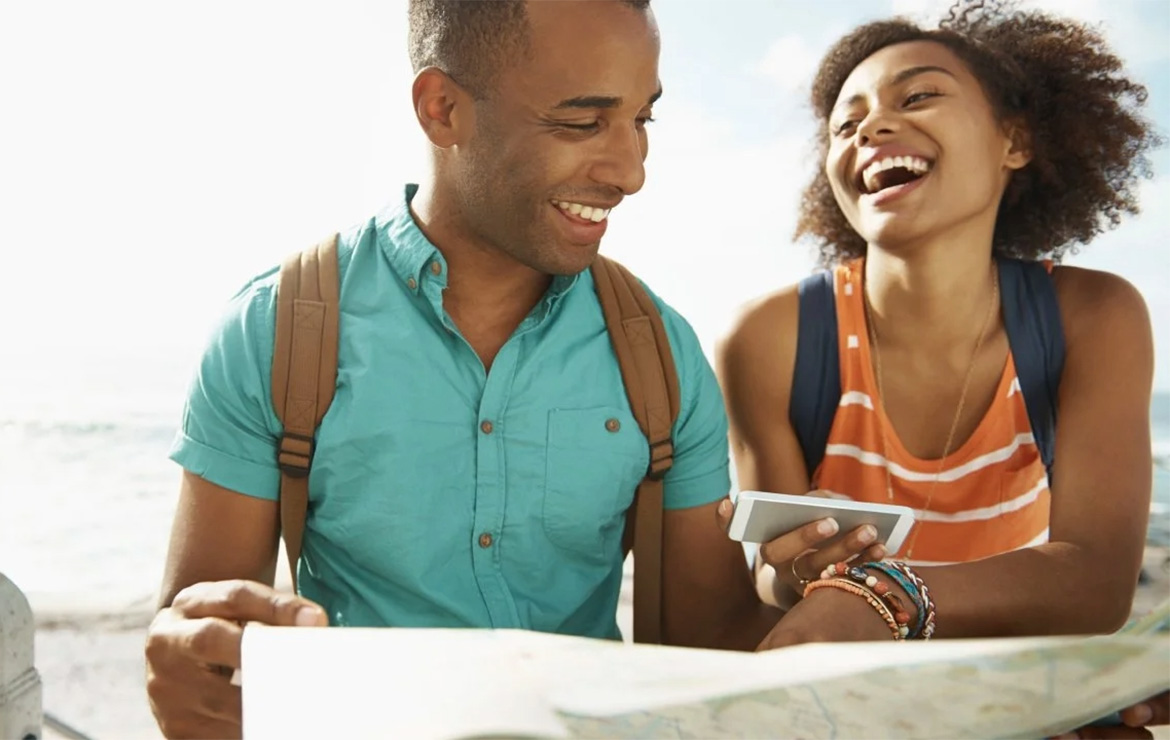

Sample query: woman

[717,0,1158,652]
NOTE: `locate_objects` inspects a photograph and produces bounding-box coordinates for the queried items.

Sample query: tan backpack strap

[591,255,681,644]
[271,234,340,591]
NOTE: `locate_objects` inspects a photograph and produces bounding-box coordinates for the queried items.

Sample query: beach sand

[31,548,1170,740]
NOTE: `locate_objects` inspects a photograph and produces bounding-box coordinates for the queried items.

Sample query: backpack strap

[591,255,681,645]
[271,234,341,592]
[787,261,1064,486]
[997,258,1065,484]
[789,270,841,484]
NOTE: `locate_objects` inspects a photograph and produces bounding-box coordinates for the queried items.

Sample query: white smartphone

[726,490,916,554]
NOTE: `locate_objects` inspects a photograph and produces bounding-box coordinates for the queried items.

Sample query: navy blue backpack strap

[997,258,1066,484]
[790,270,842,481]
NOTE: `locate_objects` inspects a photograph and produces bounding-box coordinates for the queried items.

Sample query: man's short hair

[407,0,651,99]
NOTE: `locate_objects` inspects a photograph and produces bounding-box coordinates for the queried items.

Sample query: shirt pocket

[543,406,648,561]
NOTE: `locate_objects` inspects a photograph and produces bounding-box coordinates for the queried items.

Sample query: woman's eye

[834,120,857,135]
[904,91,939,106]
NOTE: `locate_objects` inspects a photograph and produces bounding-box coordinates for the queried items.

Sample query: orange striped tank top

[812,259,1051,565]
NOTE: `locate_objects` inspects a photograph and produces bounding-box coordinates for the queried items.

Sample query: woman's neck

[863,230,999,349]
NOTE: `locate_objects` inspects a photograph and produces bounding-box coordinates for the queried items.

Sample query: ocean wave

[0,417,178,445]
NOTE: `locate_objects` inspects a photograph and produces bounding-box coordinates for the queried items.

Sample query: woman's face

[824,40,1030,251]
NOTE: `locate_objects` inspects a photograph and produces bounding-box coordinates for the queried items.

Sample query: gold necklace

[863,263,999,559]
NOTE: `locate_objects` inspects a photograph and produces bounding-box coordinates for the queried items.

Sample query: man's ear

[1002,117,1033,171]
[412,67,474,149]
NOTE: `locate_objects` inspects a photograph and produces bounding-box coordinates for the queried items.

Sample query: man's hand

[1054,691,1170,739]
[145,579,327,739]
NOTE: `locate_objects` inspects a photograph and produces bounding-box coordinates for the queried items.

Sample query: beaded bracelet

[858,561,926,638]
[803,578,905,641]
[819,563,912,637]
[887,562,936,640]
[861,561,936,640]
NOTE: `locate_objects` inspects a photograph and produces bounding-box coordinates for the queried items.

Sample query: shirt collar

[376,183,583,304]
[376,184,441,291]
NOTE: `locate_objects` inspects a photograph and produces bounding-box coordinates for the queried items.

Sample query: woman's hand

[755,583,896,650]
[716,496,888,604]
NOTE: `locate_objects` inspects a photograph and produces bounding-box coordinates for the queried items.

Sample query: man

[142,1,880,737]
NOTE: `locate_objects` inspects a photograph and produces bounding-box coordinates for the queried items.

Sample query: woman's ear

[1003,117,1033,171]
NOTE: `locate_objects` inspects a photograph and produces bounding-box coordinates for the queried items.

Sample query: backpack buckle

[646,438,674,481]
[278,431,315,478]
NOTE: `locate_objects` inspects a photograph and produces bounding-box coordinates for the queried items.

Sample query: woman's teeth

[862,155,932,194]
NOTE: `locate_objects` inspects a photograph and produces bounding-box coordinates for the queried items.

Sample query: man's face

[451,0,661,276]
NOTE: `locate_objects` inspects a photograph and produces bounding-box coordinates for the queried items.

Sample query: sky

[0,0,1167,403]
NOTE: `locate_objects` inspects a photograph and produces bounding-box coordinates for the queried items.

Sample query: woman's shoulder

[715,280,808,413]
[1057,263,1146,330]
[1051,264,1151,345]
[720,283,802,357]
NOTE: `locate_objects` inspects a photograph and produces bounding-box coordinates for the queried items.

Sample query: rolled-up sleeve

[656,301,732,510]
[168,273,283,500]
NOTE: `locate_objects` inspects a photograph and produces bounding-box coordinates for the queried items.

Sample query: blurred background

[0,0,1166,737]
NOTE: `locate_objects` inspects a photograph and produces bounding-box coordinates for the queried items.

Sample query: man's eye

[636,116,656,127]
[557,122,600,132]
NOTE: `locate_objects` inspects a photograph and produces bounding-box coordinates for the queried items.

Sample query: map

[560,636,1168,739]
[240,602,1170,740]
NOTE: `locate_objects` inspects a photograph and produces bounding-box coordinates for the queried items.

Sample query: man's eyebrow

[834,65,957,112]
[553,86,663,110]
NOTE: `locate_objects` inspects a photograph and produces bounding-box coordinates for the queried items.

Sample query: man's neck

[410,181,553,318]
[409,181,555,370]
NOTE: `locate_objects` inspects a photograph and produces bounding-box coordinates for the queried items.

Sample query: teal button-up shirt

[170,184,730,639]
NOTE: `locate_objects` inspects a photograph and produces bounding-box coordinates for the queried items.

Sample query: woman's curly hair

[794,0,1161,266]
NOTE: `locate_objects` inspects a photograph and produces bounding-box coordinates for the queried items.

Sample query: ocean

[1,353,1167,610]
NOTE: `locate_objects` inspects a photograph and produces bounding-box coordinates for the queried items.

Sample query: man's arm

[653,289,879,650]
[659,500,780,650]
[146,474,328,740]
[146,277,329,738]
[157,472,280,608]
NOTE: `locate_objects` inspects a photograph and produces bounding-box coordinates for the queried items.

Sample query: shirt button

[605,418,621,433]
[478,532,494,548]
[430,261,443,275]
[480,420,494,434]
[406,277,417,290]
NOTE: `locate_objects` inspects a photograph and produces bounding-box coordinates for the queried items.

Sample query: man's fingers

[1057,726,1154,739]
[1121,692,1169,727]
[146,633,244,738]
[716,498,734,530]
[191,668,244,724]
[171,579,327,626]
[759,518,839,567]
[176,616,247,669]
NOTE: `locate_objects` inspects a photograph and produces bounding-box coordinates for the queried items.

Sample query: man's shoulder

[239,215,383,295]
[580,261,712,393]
[582,258,702,347]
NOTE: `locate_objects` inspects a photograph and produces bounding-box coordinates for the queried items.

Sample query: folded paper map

[241,599,1170,739]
